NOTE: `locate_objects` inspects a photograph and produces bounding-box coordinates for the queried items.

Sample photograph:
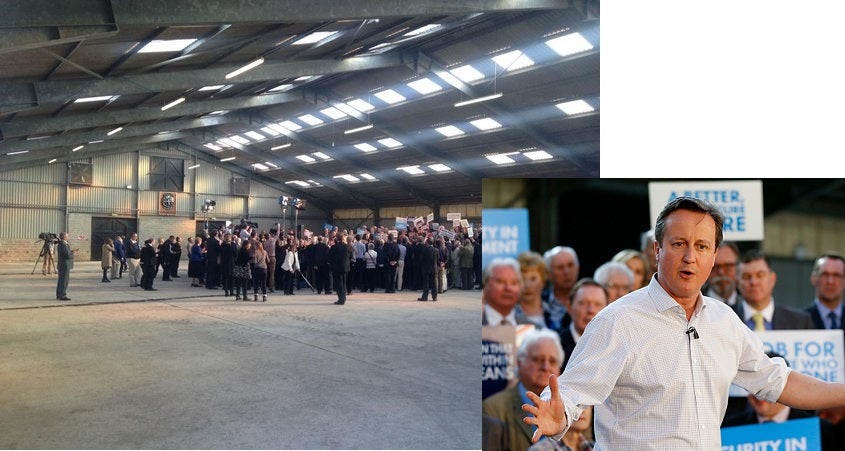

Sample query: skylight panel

[244,131,266,141]
[354,143,378,152]
[313,152,331,160]
[261,126,281,136]
[286,180,311,187]
[450,65,485,83]
[269,84,293,92]
[360,173,376,180]
[546,32,593,57]
[278,120,302,131]
[204,143,222,151]
[397,165,425,175]
[524,150,553,160]
[298,114,324,126]
[335,174,361,182]
[428,163,451,172]
[378,137,403,148]
[297,155,316,163]
[346,99,375,112]
[492,50,535,71]
[229,135,250,144]
[374,89,406,104]
[470,118,502,131]
[217,138,238,147]
[407,78,443,95]
[435,125,464,137]
[293,31,338,45]
[265,162,279,168]
[138,39,197,53]
[486,153,516,165]
[556,100,595,115]
[268,123,291,134]
[199,85,225,91]
[404,24,441,36]
[252,163,269,171]
[320,107,347,120]
[74,95,115,103]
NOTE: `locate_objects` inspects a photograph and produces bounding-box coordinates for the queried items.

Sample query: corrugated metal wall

[0,207,65,239]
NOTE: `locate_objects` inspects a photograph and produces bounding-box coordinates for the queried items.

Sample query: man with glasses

[704,241,741,306]
[805,252,845,333]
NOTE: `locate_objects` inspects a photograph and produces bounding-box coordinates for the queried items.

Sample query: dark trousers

[282,270,296,294]
[170,256,180,277]
[253,267,268,295]
[354,259,364,289]
[221,273,234,294]
[141,265,155,289]
[420,271,437,300]
[385,264,397,292]
[461,268,473,290]
[333,272,347,303]
[56,267,70,299]
[236,277,250,298]
[315,266,330,293]
[205,262,218,288]
[365,268,376,292]
[161,262,171,280]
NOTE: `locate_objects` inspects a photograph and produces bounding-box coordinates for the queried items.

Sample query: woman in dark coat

[233,240,252,301]
[218,233,236,297]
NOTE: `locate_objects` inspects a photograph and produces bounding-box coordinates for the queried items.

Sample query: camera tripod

[31,239,57,275]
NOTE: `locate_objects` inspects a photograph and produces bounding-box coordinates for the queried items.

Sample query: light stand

[292,197,305,240]
[279,195,289,236]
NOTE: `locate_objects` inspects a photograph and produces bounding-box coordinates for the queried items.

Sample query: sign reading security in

[648,180,764,241]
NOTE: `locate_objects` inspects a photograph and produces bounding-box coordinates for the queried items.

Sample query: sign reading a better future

[648,180,764,241]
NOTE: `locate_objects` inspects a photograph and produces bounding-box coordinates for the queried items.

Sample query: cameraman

[56,232,77,301]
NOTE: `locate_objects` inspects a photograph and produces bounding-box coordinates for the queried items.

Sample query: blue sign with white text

[481,208,530,271]
[720,417,821,451]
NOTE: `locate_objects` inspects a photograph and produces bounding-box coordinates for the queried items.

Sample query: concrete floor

[0,262,480,449]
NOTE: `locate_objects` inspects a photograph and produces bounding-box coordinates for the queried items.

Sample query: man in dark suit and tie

[558,278,608,371]
[56,232,76,301]
[417,238,438,302]
[328,236,352,305]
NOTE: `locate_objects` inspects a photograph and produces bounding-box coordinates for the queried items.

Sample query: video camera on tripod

[38,232,60,243]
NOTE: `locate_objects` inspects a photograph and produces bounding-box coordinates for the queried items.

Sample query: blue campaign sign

[720,417,821,451]
[481,208,530,271]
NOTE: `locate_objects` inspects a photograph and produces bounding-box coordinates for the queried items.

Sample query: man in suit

[482,257,535,326]
[125,232,142,287]
[540,246,580,332]
[139,238,158,291]
[483,329,564,451]
[312,236,331,294]
[733,249,815,331]
[328,236,352,305]
[204,229,220,290]
[704,241,741,306]
[417,237,438,302]
[56,232,76,301]
[558,278,608,371]
[382,234,400,293]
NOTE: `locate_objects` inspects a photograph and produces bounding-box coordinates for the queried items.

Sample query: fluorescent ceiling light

[492,50,535,71]
[188,164,201,170]
[404,24,441,36]
[407,78,442,95]
[207,110,227,116]
[229,135,250,144]
[253,163,269,170]
[26,135,50,140]
[344,124,373,134]
[286,180,311,187]
[294,76,313,81]
[138,39,197,53]
[261,126,280,136]
[368,43,393,51]
[269,84,293,92]
[161,97,185,111]
[397,165,425,175]
[320,107,347,120]
[524,150,553,160]
[354,143,377,152]
[278,120,302,131]
[307,180,321,186]
[74,95,115,103]
[199,85,225,91]
[244,131,266,141]
[298,114,324,126]
[220,156,236,162]
[293,31,337,45]
[546,32,593,57]
[360,173,376,180]
[107,127,123,136]
[335,174,360,182]
[88,140,104,144]
[429,163,451,172]
[346,99,375,112]
[296,155,316,162]
[73,145,84,151]
[374,89,406,104]
[556,99,595,115]
[435,125,464,137]
[271,143,292,150]
[378,137,402,148]
[204,143,222,151]
[7,150,29,155]
[48,158,57,164]
[486,153,516,165]
[470,118,502,131]
[313,152,331,160]
[265,162,279,168]
[225,57,264,79]
[454,93,503,107]
[450,64,485,83]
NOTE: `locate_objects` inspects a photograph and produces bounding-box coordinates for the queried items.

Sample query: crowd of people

[92,221,484,304]
[483,196,845,451]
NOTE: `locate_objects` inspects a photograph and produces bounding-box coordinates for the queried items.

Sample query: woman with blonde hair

[611,248,649,290]
[516,250,548,328]
[101,238,115,283]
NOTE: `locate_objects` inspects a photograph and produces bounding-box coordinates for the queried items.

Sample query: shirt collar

[742,298,775,323]
[484,304,516,326]
[647,274,706,317]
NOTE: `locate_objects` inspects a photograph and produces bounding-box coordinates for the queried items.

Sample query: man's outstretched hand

[522,374,567,443]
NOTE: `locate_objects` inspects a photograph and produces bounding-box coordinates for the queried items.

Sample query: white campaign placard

[648,180,764,241]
